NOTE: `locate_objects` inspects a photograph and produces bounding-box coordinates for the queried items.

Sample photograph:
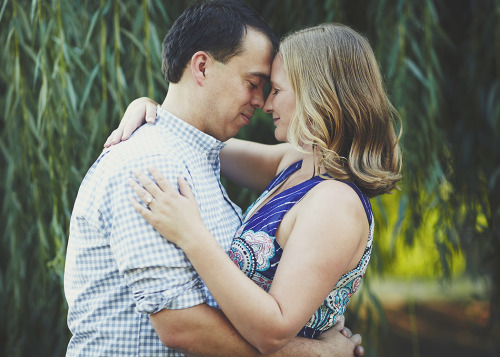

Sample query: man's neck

[161,83,204,131]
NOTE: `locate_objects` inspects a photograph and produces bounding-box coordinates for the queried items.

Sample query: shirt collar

[155,105,226,156]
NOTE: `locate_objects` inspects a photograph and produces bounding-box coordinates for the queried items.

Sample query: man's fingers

[350,333,362,346]
[354,345,365,357]
[332,315,345,331]
[341,326,352,338]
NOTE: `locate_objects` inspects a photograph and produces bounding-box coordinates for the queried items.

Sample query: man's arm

[151,304,362,357]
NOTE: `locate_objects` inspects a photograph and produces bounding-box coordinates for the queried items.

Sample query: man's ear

[190,51,212,86]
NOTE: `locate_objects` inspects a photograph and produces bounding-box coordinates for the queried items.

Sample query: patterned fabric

[229,161,373,339]
[64,106,242,356]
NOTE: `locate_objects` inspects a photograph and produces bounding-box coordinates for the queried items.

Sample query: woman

[110,23,401,354]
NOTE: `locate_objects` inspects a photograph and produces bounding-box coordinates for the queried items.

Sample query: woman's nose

[263,96,273,113]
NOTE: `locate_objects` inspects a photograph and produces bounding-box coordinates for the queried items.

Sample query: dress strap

[264,160,302,192]
[242,161,302,222]
[338,181,373,226]
[244,174,327,236]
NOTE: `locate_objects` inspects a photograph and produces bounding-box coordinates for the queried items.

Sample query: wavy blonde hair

[280,23,402,197]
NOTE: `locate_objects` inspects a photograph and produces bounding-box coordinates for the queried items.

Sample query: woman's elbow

[155,326,185,350]
[256,343,286,355]
[150,314,190,351]
[253,333,293,355]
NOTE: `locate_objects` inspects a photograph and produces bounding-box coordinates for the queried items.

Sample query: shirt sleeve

[108,152,207,314]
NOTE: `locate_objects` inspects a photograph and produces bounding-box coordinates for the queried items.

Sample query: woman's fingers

[145,101,157,124]
[105,97,159,148]
[132,169,167,198]
[178,176,196,201]
[104,129,122,147]
[122,106,144,140]
[121,107,144,141]
[129,195,154,222]
[128,177,156,207]
[147,167,176,194]
[122,98,158,139]
[130,168,181,210]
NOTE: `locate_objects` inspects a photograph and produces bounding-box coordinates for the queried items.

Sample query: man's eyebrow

[248,72,270,82]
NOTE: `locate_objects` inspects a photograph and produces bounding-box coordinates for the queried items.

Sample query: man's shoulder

[78,131,183,195]
[103,125,188,168]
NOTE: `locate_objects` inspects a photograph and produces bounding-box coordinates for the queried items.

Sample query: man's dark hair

[162,0,278,83]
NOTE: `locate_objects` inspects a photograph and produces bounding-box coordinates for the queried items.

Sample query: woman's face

[263,54,296,142]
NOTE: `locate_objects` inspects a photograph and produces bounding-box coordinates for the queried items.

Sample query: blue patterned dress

[229,161,373,338]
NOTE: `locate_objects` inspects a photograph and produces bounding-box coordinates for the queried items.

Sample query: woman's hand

[128,167,209,249]
[104,97,158,147]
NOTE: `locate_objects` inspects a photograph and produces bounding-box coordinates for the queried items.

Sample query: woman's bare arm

[130,170,367,354]
[106,97,302,192]
[220,139,301,192]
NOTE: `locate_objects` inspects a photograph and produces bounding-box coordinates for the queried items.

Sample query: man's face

[203,29,274,141]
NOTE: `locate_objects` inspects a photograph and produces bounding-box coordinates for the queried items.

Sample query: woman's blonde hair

[280,23,402,197]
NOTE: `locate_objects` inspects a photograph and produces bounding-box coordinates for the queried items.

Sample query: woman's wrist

[178,224,214,253]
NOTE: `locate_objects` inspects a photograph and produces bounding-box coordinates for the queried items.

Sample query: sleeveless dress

[229,161,374,338]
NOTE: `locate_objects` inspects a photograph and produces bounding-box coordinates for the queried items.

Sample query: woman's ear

[190,51,212,86]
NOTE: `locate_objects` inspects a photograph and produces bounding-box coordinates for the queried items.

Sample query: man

[65,1,363,356]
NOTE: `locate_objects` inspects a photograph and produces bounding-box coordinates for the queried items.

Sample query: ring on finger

[145,195,154,206]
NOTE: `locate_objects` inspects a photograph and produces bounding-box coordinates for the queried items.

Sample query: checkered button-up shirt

[64,106,242,356]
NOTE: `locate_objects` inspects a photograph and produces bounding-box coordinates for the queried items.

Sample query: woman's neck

[296,144,325,178]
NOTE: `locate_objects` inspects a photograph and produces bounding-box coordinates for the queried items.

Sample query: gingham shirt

[64,106,242,356]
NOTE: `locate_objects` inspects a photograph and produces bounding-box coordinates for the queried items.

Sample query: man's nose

[250,88,266,108]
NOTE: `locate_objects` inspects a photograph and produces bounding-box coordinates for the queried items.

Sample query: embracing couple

[64,0,402,356]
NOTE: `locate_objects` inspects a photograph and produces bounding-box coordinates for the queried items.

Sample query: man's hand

[317,316,365,357]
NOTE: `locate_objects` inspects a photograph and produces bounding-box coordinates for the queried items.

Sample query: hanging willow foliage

[1,0,498,356]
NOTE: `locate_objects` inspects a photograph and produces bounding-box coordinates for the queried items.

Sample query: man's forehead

[239,29,274,73]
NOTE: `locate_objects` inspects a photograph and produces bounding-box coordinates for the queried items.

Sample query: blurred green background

[1,0,499,356]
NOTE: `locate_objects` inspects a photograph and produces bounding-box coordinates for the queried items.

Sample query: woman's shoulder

[299,179,368,223]
[313,178,360,199]
[287,178,368,255]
